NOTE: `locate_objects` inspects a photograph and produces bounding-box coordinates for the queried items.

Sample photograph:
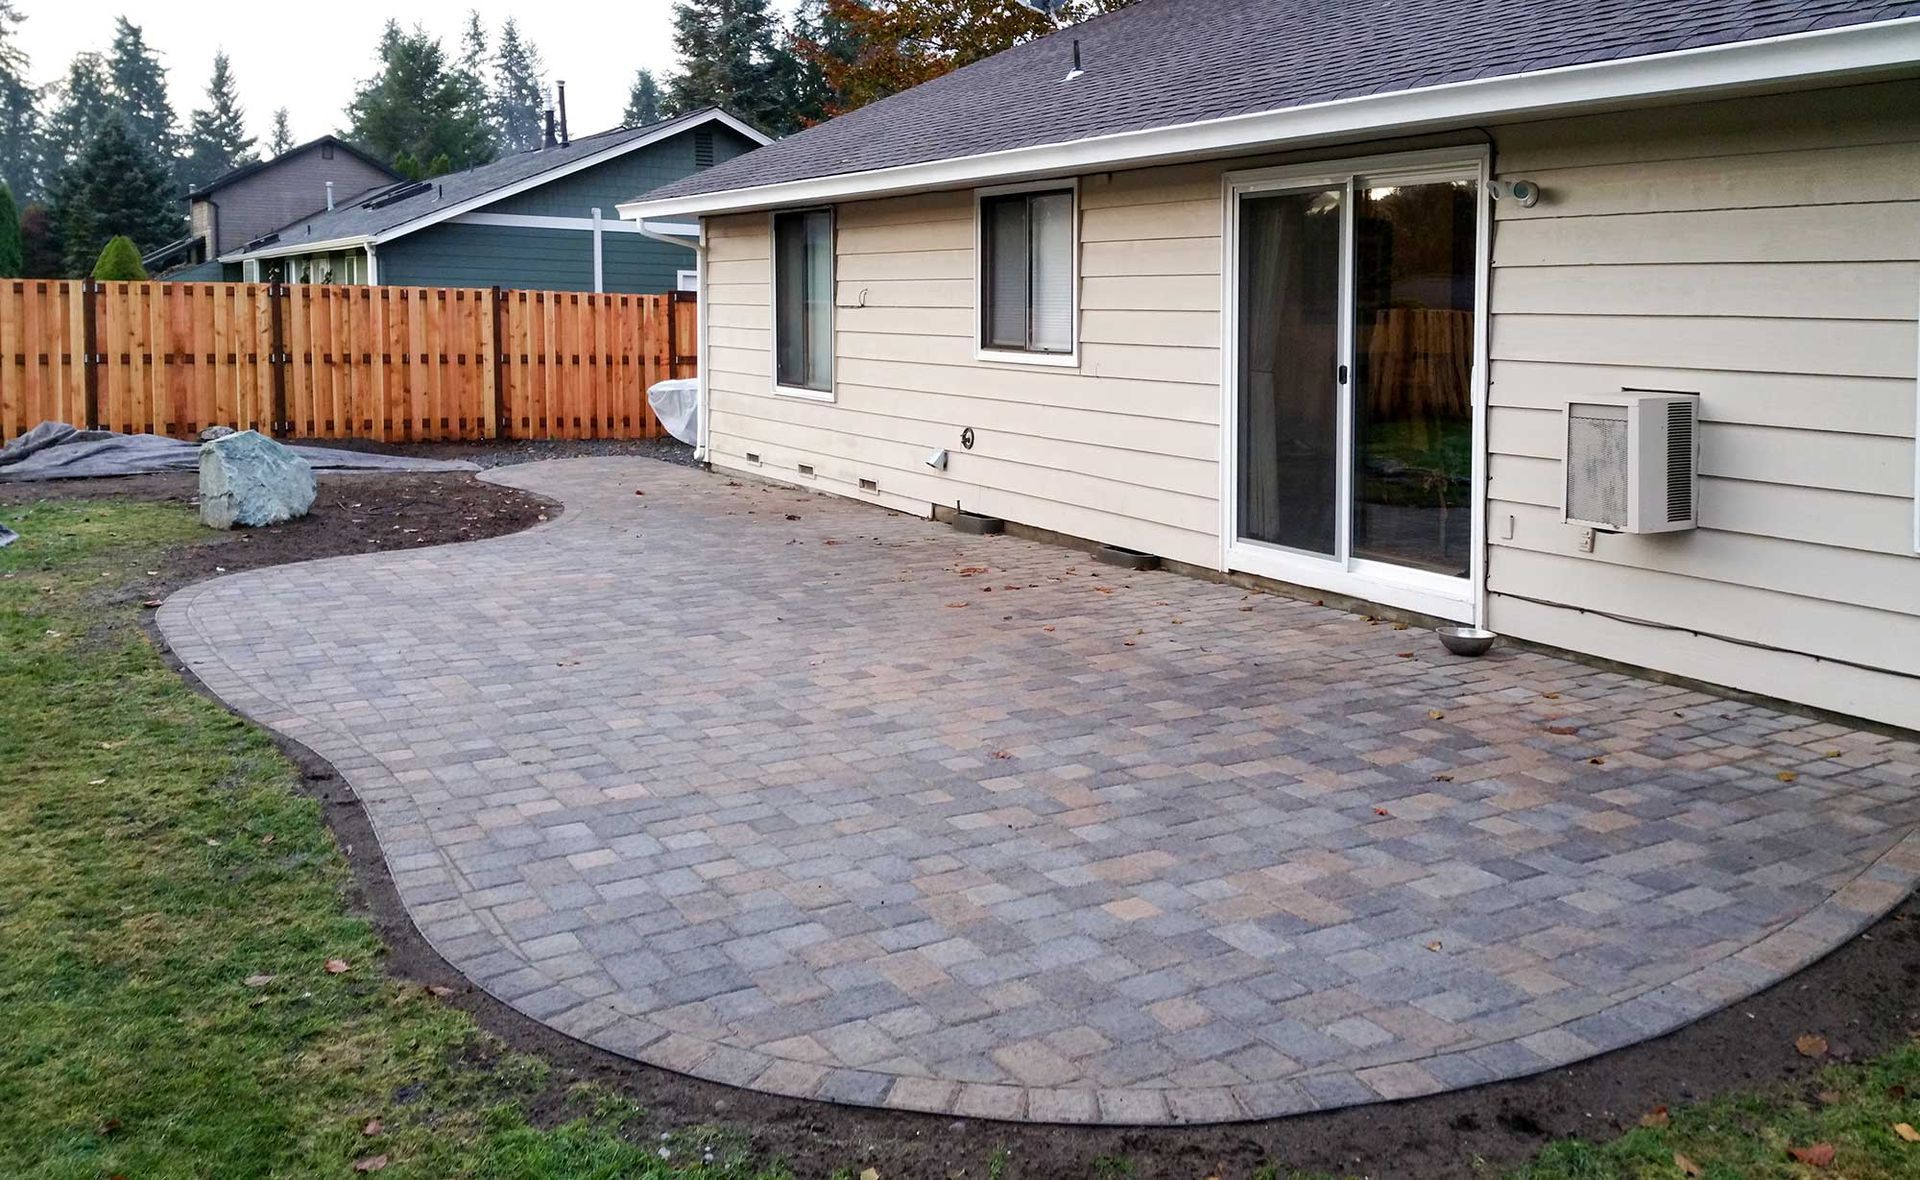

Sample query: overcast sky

[12,2,785,148]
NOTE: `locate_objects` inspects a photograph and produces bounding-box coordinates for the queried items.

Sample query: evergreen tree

[267,107,293,156]
[49,111,180,274]
[623,68,662,126]
[106,17,179,171]
[180,51,256,193]
[91,233,146,280]
[0,1,38,200]
[40,53,112,183]
[665,0,792,133]
[779,0,857,128]
[490,18,545,152]
[0,180,21,276]
[18,199,57,276]
[346,21,495,175]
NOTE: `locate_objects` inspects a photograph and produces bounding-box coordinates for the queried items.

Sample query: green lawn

[0,497,1913,1179]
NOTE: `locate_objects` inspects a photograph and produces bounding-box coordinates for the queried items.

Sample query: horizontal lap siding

[1486,80,1920,727]
[703,177,1222,566]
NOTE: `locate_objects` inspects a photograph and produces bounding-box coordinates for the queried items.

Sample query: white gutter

[633,218,710,462]
[220,234,373,264]
[617,17,1920,220]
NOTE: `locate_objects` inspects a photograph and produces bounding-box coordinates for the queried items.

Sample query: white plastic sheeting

[647,379,700,447]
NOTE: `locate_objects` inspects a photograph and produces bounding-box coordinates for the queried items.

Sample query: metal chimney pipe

[325,180,335,210]
[543,106,557,149]
[556,81,570,147]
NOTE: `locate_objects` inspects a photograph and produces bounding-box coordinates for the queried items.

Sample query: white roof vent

[1563,393,1698,534]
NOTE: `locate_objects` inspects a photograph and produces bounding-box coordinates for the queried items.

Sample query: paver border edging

[154,458,1920,1125]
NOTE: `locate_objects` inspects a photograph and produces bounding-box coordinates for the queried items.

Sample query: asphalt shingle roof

[235,109,726,254]
[646,0,1919,202]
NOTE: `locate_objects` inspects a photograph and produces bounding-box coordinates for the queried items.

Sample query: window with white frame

[772,209,833,396]
[979,186,1075,357]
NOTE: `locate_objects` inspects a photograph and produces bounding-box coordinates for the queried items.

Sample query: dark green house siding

[376,223,694,293]
[487,125,759,219]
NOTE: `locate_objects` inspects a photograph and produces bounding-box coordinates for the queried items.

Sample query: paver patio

[158,457,1920,1124]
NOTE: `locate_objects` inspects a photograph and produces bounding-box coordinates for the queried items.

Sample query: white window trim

[1216,145,1492,626]
[769,207,836,402]
[973,178,1079,369]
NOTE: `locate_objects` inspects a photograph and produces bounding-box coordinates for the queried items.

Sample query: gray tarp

[0,422,480,482]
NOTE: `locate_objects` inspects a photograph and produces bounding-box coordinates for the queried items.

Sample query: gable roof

[189,135,399,201]
[620,0,1920,218]
[226,108,769,261]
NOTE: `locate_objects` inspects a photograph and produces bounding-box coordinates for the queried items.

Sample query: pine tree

[40,53,112,183]
[18,199,56,276]
[0,1,38,200]
[180,51,256,193]
[0,180,21,277]
[106,17,180,173]
[665,0,792,133]
[346,21,496,176]
[91,233,146,280]
[267,107,293,156]
[490,18,545,152]
[623,68,662,126]
[49,111,180,274]
[778,0,857,128]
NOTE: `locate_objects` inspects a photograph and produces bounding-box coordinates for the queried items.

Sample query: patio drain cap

[1094,545,1159,571]
[950,511,1004,535]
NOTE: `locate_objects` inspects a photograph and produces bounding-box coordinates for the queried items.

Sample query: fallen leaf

[1547,724,1580,736]
[991,750,1012,760]
[1041,625,1055,632]
[89,777,108,786]
[784,513,800,521]
[1432,773,1454,782]
[1815,1089,1843,1105]
[1826,750,1843,758]
[1894,1123,1920,1143]
[1787,1143,1835,1167]
[1589,756,1607,765]
[426,985,456,998]
[1373,807,1392,817]
[1393,622,1409,631]
[1542,691,1561,700]
[633,489,644,495]
[1639,1106,1670,1128]
[860,1169,880,1180]
[957,566,988,576]
[1889,1085,1908,1101]
[1425,941,1442,953]
[1674,1152,1702,1177]
[945,602,968,608]
[1396,651,1414,659]
[1093,585,1114,595]
[243,973,275,988]
[363,1119,383,1137]
[353,1155,389,1173]
[1795,1033,1829,1058]
[325,958,351,975]
[1778,771,1798,782]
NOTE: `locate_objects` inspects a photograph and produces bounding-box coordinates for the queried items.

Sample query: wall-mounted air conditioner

[1563,393,1698,534]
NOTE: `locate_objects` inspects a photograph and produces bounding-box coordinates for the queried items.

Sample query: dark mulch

[306,435,699,469]
[13,446,1918,1179]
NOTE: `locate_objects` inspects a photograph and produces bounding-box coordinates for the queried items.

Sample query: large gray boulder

[199,430,317,529]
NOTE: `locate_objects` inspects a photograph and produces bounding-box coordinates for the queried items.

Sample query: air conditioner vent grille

[1666,400,1695,523]
[1566,409,1630,529]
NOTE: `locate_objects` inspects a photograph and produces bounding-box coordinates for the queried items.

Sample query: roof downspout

[364,243,379,286]
[590,207,604,293]
[633,218,709,462]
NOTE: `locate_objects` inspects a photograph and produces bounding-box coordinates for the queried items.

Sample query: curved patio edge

[153,457,1920,1126]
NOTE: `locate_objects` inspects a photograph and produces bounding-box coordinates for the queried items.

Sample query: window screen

[774,210,833,393]
[981,189,1074,354]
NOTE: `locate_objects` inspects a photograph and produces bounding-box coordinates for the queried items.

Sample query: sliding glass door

[1227,153,1485,621]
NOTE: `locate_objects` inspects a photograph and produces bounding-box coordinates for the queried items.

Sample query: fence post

[489,286,507,440]
[80,280,99,429]
[268,283,288,436]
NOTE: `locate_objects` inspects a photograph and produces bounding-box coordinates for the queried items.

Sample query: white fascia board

[218,235,374,263]
[615,17,1920,220]
[371,109,774,247]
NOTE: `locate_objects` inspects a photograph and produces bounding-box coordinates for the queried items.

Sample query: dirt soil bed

[9,448,1917,1179]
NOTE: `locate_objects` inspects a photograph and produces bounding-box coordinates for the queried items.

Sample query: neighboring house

[618,0,1920,730]
[223,109,767,293]
[146,136,401,279]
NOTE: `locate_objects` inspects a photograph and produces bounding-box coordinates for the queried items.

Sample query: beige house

[621,1,1920,731]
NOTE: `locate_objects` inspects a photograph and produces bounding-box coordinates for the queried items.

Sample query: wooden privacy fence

[0,280,699,443]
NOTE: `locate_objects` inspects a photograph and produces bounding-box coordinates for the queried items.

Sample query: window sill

[975,348,1078,369]
[773,383,835,402]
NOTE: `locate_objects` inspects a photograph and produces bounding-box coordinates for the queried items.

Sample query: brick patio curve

[158,457,1920,1125]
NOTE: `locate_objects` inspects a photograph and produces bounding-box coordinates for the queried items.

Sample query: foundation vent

[797,463,815,478]
[859,478,878,493]
[745,451,761,465]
